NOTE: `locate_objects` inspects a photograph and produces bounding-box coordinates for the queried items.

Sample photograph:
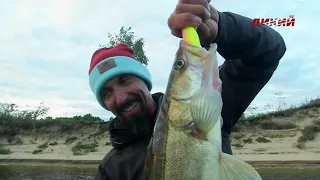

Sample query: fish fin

[219,152,262,180]
[190,87,222,136]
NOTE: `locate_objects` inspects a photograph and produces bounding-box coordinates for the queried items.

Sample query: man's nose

[113,89,128,105]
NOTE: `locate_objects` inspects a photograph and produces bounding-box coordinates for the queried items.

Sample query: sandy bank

[1,105,319,170]
[1,148,320,169]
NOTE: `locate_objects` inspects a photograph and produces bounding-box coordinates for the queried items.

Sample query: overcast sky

[1,0,319,120]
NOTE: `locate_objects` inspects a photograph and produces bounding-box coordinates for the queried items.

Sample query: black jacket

[94,11,287,180]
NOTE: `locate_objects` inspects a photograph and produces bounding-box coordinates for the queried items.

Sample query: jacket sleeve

[94,164,111,180]
[207,11,286,135]
[94,149,117,180]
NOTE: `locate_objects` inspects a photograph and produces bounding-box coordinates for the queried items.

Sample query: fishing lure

[182,26,201,47]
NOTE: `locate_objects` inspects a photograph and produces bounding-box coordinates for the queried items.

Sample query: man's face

[101,74,153,122]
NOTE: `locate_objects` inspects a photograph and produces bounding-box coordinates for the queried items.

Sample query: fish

[143,38,262,180]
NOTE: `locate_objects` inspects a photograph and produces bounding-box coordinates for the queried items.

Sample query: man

[89,0,286,180]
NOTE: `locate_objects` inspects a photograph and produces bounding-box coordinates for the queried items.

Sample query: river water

[0,163,319,180]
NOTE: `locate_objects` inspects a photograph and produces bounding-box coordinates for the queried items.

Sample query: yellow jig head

[182,26,201,47]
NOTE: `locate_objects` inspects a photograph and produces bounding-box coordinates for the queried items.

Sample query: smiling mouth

[121,101,138,112]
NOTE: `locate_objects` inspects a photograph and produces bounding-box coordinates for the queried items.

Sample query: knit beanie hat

[88,43,152,110]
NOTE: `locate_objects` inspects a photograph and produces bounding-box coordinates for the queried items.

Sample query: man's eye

[102,91,111,99]
[120,77,131,84]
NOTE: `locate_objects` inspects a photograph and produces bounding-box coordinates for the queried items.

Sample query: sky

[1,0,319,120]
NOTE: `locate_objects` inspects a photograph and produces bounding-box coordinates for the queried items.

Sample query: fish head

[165,40,215,127]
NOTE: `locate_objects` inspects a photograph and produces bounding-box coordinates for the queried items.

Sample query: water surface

[0,163,319,180]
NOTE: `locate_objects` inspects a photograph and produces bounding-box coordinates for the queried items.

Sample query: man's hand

[168,0,219,44]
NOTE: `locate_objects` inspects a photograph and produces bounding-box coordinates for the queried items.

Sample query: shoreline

[1,158,320,176]
[1,158,320,168]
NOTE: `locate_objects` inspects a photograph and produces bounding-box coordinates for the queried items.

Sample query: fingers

[203,19,218,42]
[179,0,209,8]
[196,23,211,42]
[171,30,183,38]
[168,2,210,35]
[196,19,218,43]
[175,4,211,21]
[168,0,216,39]
[209,4,219,22]
[168,12,202,37]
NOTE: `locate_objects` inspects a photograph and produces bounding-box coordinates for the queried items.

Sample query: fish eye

[174,59,185,69]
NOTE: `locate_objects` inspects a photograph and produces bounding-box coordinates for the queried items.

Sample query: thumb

[196,23,211,43]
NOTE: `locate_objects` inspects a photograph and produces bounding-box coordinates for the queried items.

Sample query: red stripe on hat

[88,43,137,74]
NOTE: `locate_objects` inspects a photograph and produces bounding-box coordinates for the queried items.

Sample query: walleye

[144,39,262,180]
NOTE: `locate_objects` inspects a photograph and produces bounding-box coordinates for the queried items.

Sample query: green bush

[65,137,78,144]
[71,141,98,155]
[0,148,11,154]
[260,121,296,130]
[32,149,43,154]
[38,142,49,149]
[256,137,271,143]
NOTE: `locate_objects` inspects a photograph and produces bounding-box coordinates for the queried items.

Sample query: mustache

[115,95,141,112]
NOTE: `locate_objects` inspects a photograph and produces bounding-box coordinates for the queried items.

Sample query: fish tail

[190,87,222,137]
[219,152,262,180]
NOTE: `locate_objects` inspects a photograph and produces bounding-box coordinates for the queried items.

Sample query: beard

[115,93,154,138]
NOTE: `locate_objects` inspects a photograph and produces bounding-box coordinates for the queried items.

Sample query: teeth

[123,102,137,112]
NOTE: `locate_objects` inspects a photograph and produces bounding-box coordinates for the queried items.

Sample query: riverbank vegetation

[0,94,319,156]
